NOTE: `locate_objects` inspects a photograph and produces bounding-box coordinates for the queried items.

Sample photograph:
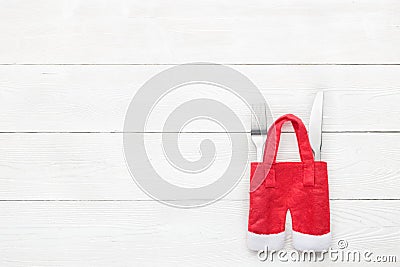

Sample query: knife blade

[309,91,324,161]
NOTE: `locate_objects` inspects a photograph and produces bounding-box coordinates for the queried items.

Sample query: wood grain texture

[0,200,398,266]
[0,133,398,200]
[0,0,400,64]
[1,0,399,265]
[1,65,400,132]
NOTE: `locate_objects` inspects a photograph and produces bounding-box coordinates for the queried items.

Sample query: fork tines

[251,104,268,134]
[251,104,267,161]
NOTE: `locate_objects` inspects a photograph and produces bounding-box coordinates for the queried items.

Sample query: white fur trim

[292,231,331,251]
[247,231,286,251]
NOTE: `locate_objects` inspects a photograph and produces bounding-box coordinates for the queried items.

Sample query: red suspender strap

[263,114,315,187]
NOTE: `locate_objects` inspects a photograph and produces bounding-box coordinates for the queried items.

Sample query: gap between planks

[0,199,398,202]
[1,63,400,66]
[1,131,400,134]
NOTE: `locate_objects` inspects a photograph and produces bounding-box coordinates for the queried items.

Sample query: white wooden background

[1,0,400,266]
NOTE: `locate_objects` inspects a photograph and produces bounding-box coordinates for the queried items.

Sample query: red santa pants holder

[247,114,331,251]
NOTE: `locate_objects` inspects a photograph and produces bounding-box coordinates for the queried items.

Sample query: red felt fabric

[248,114,330,236]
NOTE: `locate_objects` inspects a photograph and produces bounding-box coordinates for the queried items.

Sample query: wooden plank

[1,0,400,64]
[0,200,398,266]
[1,65,400,132]
[0,133,398,200]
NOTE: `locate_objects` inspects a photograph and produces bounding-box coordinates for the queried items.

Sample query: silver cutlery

[308,91,324,161]
[251,104,267,162]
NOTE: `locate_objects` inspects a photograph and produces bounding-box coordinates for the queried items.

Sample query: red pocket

[247,114,331,252]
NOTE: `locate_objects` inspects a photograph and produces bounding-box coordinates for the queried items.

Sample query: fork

[251,104,267,162]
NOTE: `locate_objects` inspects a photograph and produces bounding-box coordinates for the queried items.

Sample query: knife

[309,91,324,161]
